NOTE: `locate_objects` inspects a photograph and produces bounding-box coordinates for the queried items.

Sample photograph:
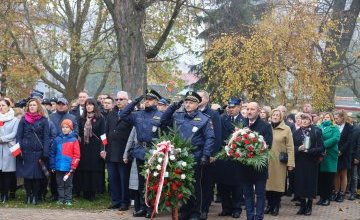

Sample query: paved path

[1,196,359,220]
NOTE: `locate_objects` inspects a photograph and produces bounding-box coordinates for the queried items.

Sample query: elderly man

[241,102,273,220]
[161,91,215,220]
[105,91,133,211]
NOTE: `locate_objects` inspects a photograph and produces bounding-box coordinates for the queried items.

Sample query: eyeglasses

[115,98,127,101]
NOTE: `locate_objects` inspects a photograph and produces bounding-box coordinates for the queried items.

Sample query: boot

[304,199,312,216]
[264,205,272,214]
[271,204,279,216]
[296,199,306,215]
[316,198,324,205]
[330,192,337,201]
[336,192,344,202]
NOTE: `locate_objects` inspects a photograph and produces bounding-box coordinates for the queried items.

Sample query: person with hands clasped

[49,119,80,206]
[160,91,215,220]
[293,113,325,216]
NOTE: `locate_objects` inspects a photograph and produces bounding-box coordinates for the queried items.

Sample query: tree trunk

[112,0,147,98]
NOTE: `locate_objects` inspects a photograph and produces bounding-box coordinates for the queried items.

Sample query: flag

[100,134,108,146]
[10,143,21,157]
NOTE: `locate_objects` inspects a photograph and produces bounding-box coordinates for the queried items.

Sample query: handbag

[279,152,288,164]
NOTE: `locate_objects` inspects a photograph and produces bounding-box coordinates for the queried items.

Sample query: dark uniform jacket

[337,123,353,170]
[119,102,163,160]
[161,104,215,161]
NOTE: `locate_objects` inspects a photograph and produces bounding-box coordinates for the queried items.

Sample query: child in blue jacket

[49,119,80,206]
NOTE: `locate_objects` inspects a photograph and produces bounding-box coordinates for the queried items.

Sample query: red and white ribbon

[145,141,174,219]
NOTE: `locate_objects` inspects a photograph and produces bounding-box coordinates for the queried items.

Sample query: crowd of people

[0,88,359,220]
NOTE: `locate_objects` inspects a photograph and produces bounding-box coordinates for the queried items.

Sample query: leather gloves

[173,100,184,110]
[134,95,145,104]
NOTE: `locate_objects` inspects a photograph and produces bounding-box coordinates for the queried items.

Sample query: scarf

[0,108,15,126]
[271,121,281,128]
[84,112,95,144]
[25,112,42,124]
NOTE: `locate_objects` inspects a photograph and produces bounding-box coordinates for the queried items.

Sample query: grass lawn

[0,188,112,210]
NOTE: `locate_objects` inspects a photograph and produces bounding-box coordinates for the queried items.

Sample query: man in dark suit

[216,98,245,219]
[241,102,273,220]
[105,91,133,211]
[70,91,89,119]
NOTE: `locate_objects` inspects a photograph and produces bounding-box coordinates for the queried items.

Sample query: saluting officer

[118,89,163,218]
[161,91,215,220]
[215,98,245,218]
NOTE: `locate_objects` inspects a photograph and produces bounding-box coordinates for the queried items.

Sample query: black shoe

[316,198,323,205]
[320,199,330,206]
[291,196,300,202]
[108,204,120,209]
[218,211,232,216]
[304,199,312,216]
[200,212,208,220]
[145,212,152,219]
[232,211,241,218]
[133,209,146,217]
[296,199,306,215]
[336,192,344,202]
[330,192,337,201]
[271,205,279,216]
[118,205,129,211]
[348,194,356,201]
[264,205,272,214]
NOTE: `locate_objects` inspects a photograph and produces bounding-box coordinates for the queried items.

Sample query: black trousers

[266,191,282,208]
[0,171,14,196]
[288,170,295,194]
[201,163,216,213]
[219,183,243,213]
[318,172,335,200]
[24,178,42,198]
[136,159,148,212]
[180,163,206,218]
[50,172,58,197]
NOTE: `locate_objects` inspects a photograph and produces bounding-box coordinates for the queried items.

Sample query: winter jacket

[49,132,80,172]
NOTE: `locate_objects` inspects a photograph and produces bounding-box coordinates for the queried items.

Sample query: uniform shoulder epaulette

[202,112,211,118]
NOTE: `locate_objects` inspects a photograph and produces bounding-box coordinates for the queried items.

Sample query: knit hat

[61,119,73,130]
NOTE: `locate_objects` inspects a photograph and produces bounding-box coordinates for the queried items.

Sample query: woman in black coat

[332,110,353,202]
[16,98,50,205]
[293,113,324,216]
[75,98,105,201]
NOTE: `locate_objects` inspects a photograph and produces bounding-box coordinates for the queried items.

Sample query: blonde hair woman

[265,109,295,216]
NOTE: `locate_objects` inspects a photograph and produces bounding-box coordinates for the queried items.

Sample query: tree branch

[94,55,117,97]
[146,0,185,59]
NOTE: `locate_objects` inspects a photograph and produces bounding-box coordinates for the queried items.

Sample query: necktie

[231,117,235,123]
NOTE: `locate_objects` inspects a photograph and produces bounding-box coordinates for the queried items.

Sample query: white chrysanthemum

[225,146,230,152]
[249,133,255,138]
[158,157,163,163]
[164,172,169,178]
[170,155,176,160]
[146,169,150,174]
[181,162,187,167]
[153,171,159,177]
[176,148,181,153]
[181,174,186,179]
[156,165,162,170]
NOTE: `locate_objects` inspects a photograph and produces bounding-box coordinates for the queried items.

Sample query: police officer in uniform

[215,98,245,218]
[161,91,215,220]
[118,89,163,218]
